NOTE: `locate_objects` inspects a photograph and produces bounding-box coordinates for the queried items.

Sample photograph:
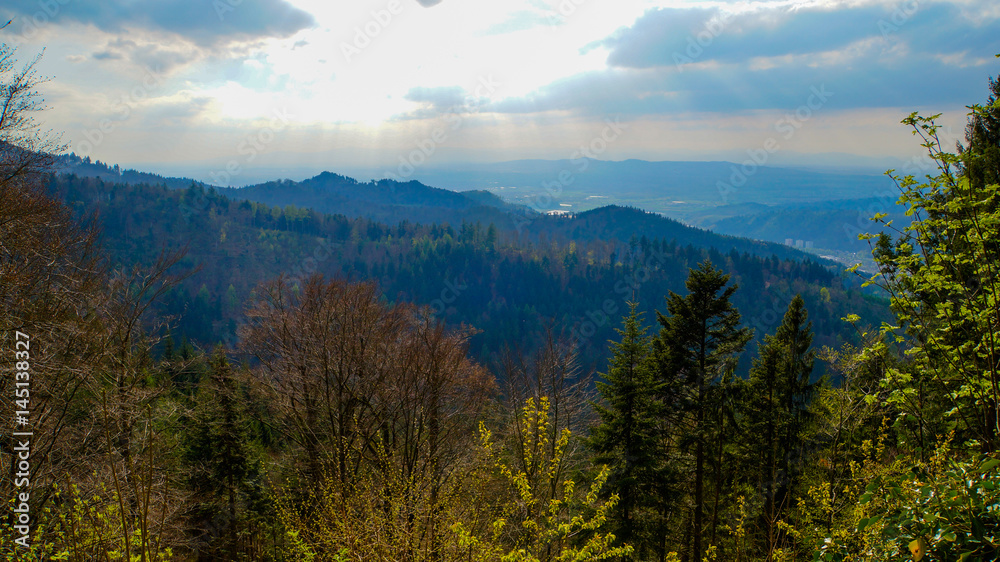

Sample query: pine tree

[739,294,816,558]
[590,301,663,558]
[958,73,1000,190]
[184,347,263,558]
[654,260,752,561]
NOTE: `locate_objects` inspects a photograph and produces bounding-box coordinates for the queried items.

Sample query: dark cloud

[506,56,988,115]
[92,50,123,61]
[488,1,1000,117]
[601,2,998,69]
[415,0,444,7]
[6,0,315,46]
[90,38,198,73]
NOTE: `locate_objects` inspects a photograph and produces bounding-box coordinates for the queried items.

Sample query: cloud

[90,38,199,72]
[600,1,998,69]
[140,96,216,128]
[4,0,315,47]
[485,0,1000,117]
[398,86,469,119]
[483,9,554,35]
[415,0,444,7]
[405,86,466,109]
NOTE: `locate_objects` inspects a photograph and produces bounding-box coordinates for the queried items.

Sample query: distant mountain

[695,197,911,253]
[54,155,883,266]
[211,172,819,263]
[214,172,530,228]
[56,153,207,190]
[379,158,895,210]
[518,205,815,262]
[56,155,897,225]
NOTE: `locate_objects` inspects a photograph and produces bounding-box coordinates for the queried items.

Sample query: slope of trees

[45,172,879,377]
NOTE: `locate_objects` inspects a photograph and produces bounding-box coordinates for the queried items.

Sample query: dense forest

[43,170,877,375]
[2,43,1000,562]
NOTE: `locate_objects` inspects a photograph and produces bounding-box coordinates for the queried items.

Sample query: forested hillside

[47,173,875,373]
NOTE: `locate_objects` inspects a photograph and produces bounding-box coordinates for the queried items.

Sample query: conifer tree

[739,294,816,558]
[184,347,263,558]
[654,260,752,562]
[589,301,662,559]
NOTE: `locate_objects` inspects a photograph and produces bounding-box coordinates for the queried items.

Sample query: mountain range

[46,158,890,375]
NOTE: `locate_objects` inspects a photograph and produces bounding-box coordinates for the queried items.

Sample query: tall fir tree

[739,294,816,559]
[183,347,264,559]
[958,73,1000,190]
[654,260,752,562]
[590,301,663,559]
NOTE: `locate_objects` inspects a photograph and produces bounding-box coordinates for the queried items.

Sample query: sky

[2,0,999,184]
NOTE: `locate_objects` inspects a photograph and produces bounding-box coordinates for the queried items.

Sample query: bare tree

[0,43,64,190]
[0,44,106,531]
[244,274,495,560]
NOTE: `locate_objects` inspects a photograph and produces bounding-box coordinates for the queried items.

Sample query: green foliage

[865,106,1000,450]
[453,397,634,562]
[47,173,873,375]
[737,294,817,558]
[181,348,268,559]
[0,483,174,562]
[815,443,1000,562]
[807,65,1000,562]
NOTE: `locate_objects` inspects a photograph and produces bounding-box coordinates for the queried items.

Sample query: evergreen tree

[654,260,752,561]
[739,294,816,558]
[589,302,663,558]
[183,347,263,559]
[958,73,1000,190]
